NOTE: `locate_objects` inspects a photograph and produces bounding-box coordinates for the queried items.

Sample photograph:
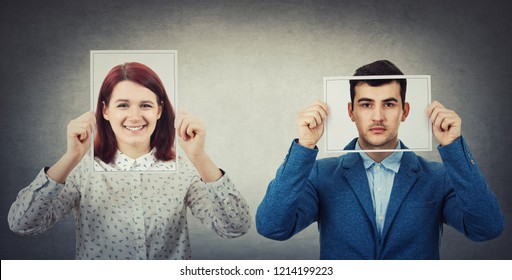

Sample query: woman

[8,62,251,259]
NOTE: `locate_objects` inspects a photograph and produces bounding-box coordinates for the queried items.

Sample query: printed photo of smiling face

[93,61,176,171]
[102,80,162,158]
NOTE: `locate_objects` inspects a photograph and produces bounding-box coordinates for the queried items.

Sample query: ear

[348,102,355,122]
[401,102,410,122]
[102,101,110,121]
[157,103,162,120]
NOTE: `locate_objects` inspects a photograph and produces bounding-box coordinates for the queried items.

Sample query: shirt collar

[355,141,403,173]
[114,148,158,171]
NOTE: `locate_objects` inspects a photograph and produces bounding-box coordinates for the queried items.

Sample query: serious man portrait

[256,60,504,259]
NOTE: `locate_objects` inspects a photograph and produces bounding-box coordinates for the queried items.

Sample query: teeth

[125,125,144,131]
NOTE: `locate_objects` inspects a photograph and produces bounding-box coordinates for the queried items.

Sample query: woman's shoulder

[151,157,177,172]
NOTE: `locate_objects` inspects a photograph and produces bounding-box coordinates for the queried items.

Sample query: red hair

[94,62,176,163]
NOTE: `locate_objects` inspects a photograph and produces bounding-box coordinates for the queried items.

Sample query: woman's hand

[47,111,96,183]
[65,111,97,163]
[175,110,206,161]
[175,111,222,182]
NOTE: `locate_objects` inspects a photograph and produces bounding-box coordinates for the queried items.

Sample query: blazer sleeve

[256,139,320,240]
[440,136,504,241]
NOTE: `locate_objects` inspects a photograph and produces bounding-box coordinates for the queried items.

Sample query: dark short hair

[349,60,407,109]
[94,62,176,164]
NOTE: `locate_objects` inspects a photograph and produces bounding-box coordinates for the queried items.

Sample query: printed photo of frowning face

[325,75,432,153]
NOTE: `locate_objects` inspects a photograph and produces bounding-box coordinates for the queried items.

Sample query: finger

[186,118,204,138]
[433,111,447,131]
[186,122,198,139]
[306,111,322,128]
[302,115,318,129]
[72,112,96,140]
[429,106,446,126]
[298,111,319,129]
[310,107,327,124]
[87,112,97,133]
[82,120,95,140]
[427,101,444,118]
[179,118,190,140]
[79,132,88,142]
[175,112,187,138]
[440,113,459,132]
[175,110,192,138]
[68,123,90,142]
[179,117,201,141]
[299,106,327,128]
[312,100,329,115]
[440,117,454,132]
[431,108,454,131]
[310,102,329,121]
[312,108,327,127]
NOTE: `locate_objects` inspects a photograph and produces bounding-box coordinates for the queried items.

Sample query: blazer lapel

[342,152,377,231]
[380,151,420,239]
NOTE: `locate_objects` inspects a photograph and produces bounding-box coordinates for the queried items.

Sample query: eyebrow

[382,97,399,103]
[357,97,374,103]
[356,97,399,103]
[113,99,156,104]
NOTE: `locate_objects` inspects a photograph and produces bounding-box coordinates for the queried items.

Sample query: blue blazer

[256,137,504,259]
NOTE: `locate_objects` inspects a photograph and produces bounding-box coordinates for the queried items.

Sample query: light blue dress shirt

[356,141,403,235]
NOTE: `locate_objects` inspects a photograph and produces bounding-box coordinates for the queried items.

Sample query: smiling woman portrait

[94,62,177,171]
[7,61,251,260]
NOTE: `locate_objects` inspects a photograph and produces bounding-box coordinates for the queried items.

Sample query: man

[256,60,504,259]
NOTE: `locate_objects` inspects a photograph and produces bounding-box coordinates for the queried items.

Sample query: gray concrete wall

[1,0,510,259]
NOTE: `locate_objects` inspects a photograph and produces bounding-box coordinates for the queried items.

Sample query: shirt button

[377,188,382,192]
[376,165,381,171]
[378,216,384,221]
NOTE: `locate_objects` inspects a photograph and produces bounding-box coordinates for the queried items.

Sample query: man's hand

[297,100,329,149]
[427,101,461,146]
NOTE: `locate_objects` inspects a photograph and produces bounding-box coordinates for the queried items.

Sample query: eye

[141,103,153,109]
[116,103,128,108]
[384,102,396,108]
[360,103,371,108]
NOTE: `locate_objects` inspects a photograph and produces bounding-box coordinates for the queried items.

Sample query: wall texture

[1,0,511,259]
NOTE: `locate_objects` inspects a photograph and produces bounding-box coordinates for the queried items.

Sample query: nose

[371,105,384,122]
[127,106,142,120]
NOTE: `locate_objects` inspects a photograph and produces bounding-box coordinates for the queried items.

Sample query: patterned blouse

[8,151,251,259]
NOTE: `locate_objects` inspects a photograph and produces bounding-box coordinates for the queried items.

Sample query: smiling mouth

[124,125,145,131]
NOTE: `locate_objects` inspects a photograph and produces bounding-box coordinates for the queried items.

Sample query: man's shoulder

[410,152,446,174]
[316,155,344,164]
[315,153,354,170]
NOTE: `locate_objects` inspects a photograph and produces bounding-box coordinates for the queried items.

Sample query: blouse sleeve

[185,162,251,239]
[8,166,81,236]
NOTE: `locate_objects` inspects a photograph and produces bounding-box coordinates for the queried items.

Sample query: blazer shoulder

[413,154,447,175]
[316,153,347,165]
[315,154,353,174]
